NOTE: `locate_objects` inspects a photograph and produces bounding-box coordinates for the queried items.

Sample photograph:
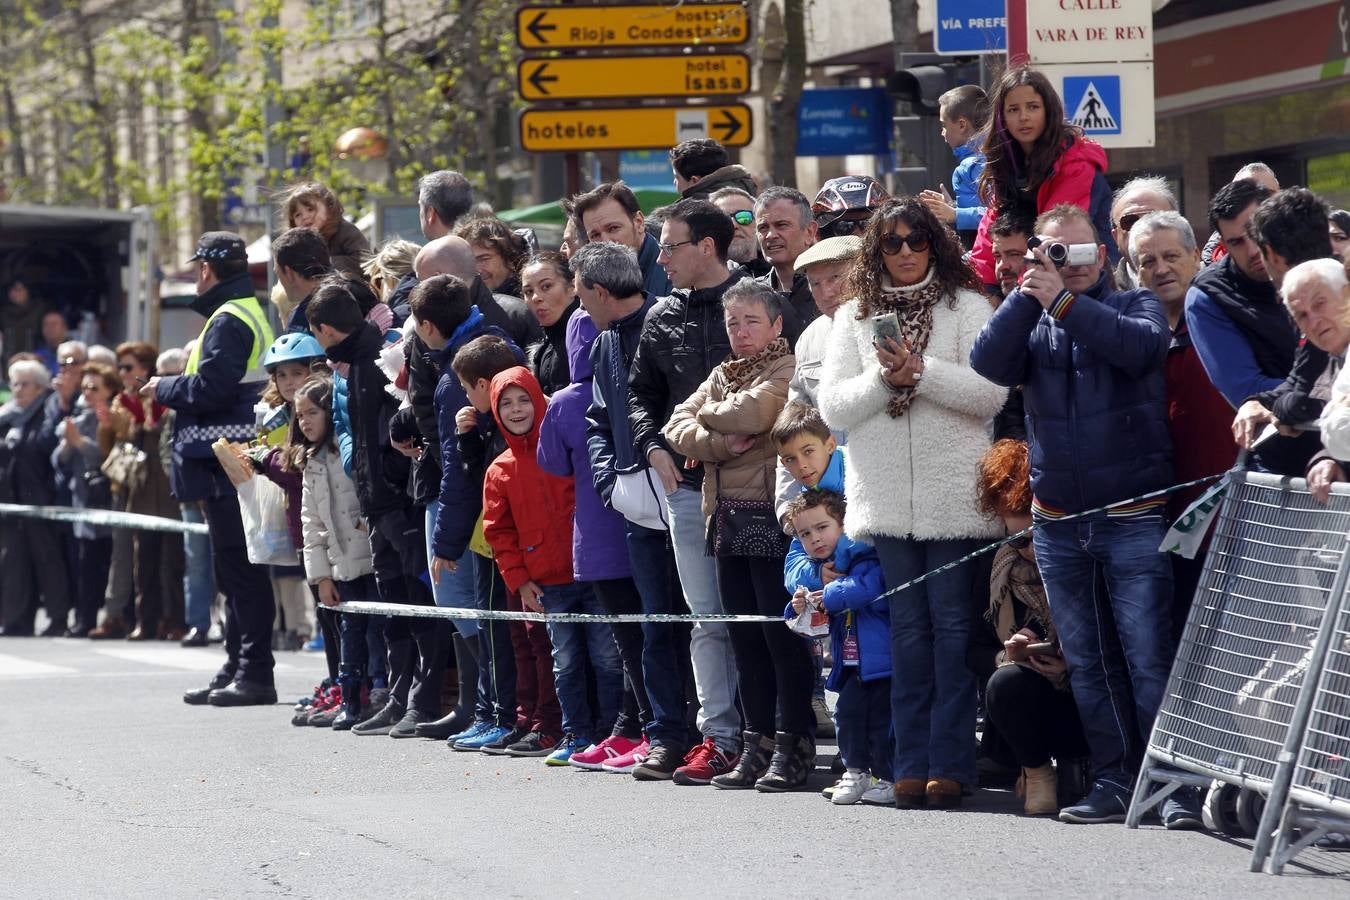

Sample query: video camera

[1024,236,1097,268]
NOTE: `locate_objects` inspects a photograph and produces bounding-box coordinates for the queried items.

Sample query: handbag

[101,440,148,494]
[707,466,789,559]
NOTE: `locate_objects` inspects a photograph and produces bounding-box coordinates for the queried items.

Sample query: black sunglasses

[1006,532,1033,550]
[820,218,869,239]
[731,210,755,226]
[1117,213,1144,233]
[880,231,931,256]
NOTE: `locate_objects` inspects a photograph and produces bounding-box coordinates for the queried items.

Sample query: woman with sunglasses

[967,66,1119,290]
[971,438,1087,817]
[819,196,1006,809]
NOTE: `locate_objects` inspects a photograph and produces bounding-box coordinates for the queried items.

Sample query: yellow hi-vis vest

[185,295,274,383]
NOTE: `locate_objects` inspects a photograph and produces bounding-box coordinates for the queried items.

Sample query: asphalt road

[1,636,1347,898]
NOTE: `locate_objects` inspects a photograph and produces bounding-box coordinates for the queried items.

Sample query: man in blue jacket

[971,204,1199,829]
[147,232,278,707]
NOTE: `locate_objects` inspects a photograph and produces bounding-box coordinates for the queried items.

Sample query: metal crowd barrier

[1125,470,1350,875]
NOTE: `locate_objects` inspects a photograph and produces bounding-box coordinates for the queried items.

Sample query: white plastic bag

[236,475,299,566]
[788,592,830,638]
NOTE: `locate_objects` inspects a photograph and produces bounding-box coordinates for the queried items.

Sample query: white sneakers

[832,769,871,805]
[861,780,896,806]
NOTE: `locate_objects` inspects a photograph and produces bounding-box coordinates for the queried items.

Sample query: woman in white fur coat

[818,197,1006,809]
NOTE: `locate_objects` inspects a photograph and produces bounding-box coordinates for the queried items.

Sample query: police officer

[144,232,279,707]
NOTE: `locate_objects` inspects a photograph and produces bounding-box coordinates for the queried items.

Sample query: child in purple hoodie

[537,310,654,774]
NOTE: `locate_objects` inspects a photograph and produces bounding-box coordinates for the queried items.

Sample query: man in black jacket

[150,233,277,707]
[309,277,447,738]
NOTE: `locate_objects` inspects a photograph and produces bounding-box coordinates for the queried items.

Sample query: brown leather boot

[894,778,927,809]
[926,777,963,808]
[88,617,127,640]
[1022,763,1058,816]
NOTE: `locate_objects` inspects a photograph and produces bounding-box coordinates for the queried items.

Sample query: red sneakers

[673,737,738,785]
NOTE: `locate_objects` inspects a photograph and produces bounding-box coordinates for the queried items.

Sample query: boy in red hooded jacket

[482,366,623,765]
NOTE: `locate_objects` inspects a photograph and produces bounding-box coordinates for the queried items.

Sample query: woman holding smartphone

[818,196,1005,809]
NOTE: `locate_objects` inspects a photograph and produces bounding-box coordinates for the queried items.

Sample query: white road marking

[95,646,300,671]
[0,652,78,678]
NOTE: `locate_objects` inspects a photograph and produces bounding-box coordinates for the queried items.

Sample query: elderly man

[1110,176,1177,290]
[1131,210,1236,637]
[1278,260,1350,501]
[972,203,1201,829]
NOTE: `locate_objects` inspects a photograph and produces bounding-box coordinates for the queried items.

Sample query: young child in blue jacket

[783,489,893,807]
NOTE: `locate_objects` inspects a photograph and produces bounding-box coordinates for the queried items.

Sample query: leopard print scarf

[721,336,790,394]
[873,268,946,419]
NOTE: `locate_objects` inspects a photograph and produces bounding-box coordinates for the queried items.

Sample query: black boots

[755,733,816,793]
[711,731,775,789]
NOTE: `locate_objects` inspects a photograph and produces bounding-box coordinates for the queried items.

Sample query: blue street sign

[934,0,1007,55]
[618,151,675,190]
[797,87,892,157]
[1064,75,1122,137]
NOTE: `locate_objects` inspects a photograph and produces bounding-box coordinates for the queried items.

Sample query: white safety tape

[337,599,785,624]
[0,503,210,535]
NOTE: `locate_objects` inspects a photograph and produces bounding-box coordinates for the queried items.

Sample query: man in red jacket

[1129,210,1236,639]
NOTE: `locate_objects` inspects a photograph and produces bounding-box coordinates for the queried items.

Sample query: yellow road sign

[516,3,750,50]
[517,54,750,102]
[519,104,753,153]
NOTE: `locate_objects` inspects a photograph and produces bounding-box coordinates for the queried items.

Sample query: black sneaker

[389,709,430,739]
[481,725,528,755]
[711,732,774,790]
[755,733,816,793]
[1058,778,1131,824]
[632,744,682,781]
[505,731,559,757]
[351,702,404,736]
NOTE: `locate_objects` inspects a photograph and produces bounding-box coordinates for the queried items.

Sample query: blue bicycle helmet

[262,332,325,371]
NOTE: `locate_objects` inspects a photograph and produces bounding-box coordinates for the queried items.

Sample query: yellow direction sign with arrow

[519,104,752,152]
[517,54,750,102]
[515,3,750,50]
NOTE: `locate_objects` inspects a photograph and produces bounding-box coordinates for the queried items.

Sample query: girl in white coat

[819,197,1006,809]
[294,376,385,730]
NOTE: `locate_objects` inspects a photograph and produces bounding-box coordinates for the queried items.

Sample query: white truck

[0,203,158,349]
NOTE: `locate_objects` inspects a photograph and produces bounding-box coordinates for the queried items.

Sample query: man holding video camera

[971,204,1200,829]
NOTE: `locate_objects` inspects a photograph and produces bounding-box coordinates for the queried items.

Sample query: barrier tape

[335,600,785,624]
[0,503,210,535]
[334,470,1232,624]
[0,471,1229,624]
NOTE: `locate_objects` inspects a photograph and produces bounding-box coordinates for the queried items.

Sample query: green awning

[498,188,680,225]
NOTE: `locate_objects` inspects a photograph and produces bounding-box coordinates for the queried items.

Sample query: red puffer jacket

[482,366,576,592]
[969,137,1111,285]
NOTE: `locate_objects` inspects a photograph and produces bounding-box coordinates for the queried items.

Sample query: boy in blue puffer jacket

[783,489,891,807]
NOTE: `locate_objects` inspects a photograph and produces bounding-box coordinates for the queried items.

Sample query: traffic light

[887,66,954,114]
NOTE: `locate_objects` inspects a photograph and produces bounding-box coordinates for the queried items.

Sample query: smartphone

[872,312,902,350]
[1026,641,1059,656]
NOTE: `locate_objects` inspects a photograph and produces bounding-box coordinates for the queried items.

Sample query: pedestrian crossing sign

[1065,76,1121,136]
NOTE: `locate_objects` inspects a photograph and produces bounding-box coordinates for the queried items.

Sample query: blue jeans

[1032,514,1174,787]
[425,500,479,640]
[874,535,981,786]
[539,581,624,742]
[666,484,740,751]
[181,502,214,632]
[834,668,894,781]
[625,520,691,749]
